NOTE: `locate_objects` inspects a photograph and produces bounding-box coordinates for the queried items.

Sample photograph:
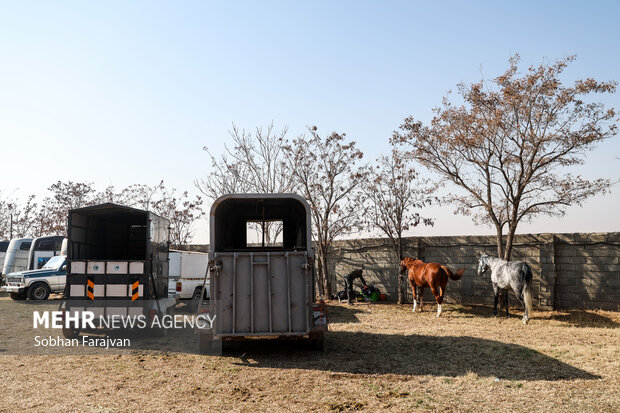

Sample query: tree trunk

[315,254,325,299]
[320,243,332,298]
[397,237,405,304]
[504,226,517,261]
[495,225,505,259]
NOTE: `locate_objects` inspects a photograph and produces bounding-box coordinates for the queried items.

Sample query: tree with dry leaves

[0,181,205,247]
[44,181,97,234]
[394,55,617,260]
[151,186,205,249]
[284,126,368,297]
[363,148,436,303]
[196,123,294,244]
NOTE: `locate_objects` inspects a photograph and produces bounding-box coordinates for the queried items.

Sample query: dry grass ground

[1,298,619,412]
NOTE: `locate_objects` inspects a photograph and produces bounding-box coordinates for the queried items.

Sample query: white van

[168,249,210,311]
[2,238,33,279]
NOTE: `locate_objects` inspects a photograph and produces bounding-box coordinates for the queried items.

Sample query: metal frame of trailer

[61,203,175,337]
[198,193,327,352]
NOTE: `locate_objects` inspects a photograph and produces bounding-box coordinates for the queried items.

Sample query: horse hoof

[522,318,529,325]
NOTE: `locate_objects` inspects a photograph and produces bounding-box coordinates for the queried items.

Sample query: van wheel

[10,292,26,300]
[28,283,51,300]
[192,289,208,313]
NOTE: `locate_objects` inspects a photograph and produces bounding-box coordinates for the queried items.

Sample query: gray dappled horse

[477,253,533,324]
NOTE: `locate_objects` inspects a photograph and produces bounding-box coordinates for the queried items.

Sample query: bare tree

[394,55,617,260]
[363,148,436,303]
[1,181,205,246]
[284,126,367,297]
[196,123,294,243]
[40,181,97,234]
[151,187,205,249]
[123,181,165,211]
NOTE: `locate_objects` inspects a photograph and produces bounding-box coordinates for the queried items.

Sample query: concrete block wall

[328,232,620,311]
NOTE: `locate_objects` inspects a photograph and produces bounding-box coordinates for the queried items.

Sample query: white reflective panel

[71,261,86,274]
[70,285,84,297]
[87,262,105,274]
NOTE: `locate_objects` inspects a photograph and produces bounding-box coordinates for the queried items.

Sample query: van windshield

[42,256,65,270]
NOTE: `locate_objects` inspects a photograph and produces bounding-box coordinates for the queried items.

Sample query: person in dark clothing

[344,268,366,304]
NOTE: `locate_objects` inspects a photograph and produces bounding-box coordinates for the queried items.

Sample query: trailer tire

[9,292,26,300]
[310,331,325,351]
[28,283,51,300]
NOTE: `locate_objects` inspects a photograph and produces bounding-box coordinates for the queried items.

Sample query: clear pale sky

[1,1,618,243]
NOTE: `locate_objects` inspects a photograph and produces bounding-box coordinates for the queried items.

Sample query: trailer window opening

[38,239,53,250]
[213,197,308,252]
[20,242,32,251]
[246,220,284,248]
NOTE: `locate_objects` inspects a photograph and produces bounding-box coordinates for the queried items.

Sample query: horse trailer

[27,235,66,270]
[62,203,175,338]
[199,194,327,352]
[2,238,33,279]
[0,240,9,278]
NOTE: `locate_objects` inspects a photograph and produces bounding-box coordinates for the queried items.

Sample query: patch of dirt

[1,300,619,412]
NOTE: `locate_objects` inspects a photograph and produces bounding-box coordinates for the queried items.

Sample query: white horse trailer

[27,235,66,270]
[2,238,33,278]
[199,194,327,352]
[0,241,9,278]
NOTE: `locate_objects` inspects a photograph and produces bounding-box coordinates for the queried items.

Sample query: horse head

[399,259,407,275]
[399,257,413,275]
[477,252,489,276]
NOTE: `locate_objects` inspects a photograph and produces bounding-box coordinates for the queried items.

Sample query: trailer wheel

[9,292,26,300]
[62,326,80,339]
[28,283,51,300]
[310,331,325,351]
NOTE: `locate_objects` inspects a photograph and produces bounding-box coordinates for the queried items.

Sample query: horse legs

[492,285,500,316]
[419,287,424,312]
[504,291,509,318]
[430,285,443,317]
[409,279,418,312]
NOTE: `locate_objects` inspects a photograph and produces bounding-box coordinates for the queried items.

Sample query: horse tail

[523,265,533,323]
[442,266,465,281]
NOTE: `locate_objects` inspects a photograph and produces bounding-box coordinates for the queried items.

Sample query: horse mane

[401,257,421,267]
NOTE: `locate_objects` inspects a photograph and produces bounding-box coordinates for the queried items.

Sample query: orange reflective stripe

[131,280,139,301]
[87,278,95,300]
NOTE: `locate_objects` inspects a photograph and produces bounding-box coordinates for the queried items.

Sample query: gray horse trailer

[199,194,327,352]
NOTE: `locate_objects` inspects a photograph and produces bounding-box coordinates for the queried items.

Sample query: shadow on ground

[448,303,512,319]
[226,331,599,381]
[540,310,619,328]
[325,303,369,324]
[449,303,619,328]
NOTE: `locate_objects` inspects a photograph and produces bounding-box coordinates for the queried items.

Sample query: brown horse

[399,257,465,317]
